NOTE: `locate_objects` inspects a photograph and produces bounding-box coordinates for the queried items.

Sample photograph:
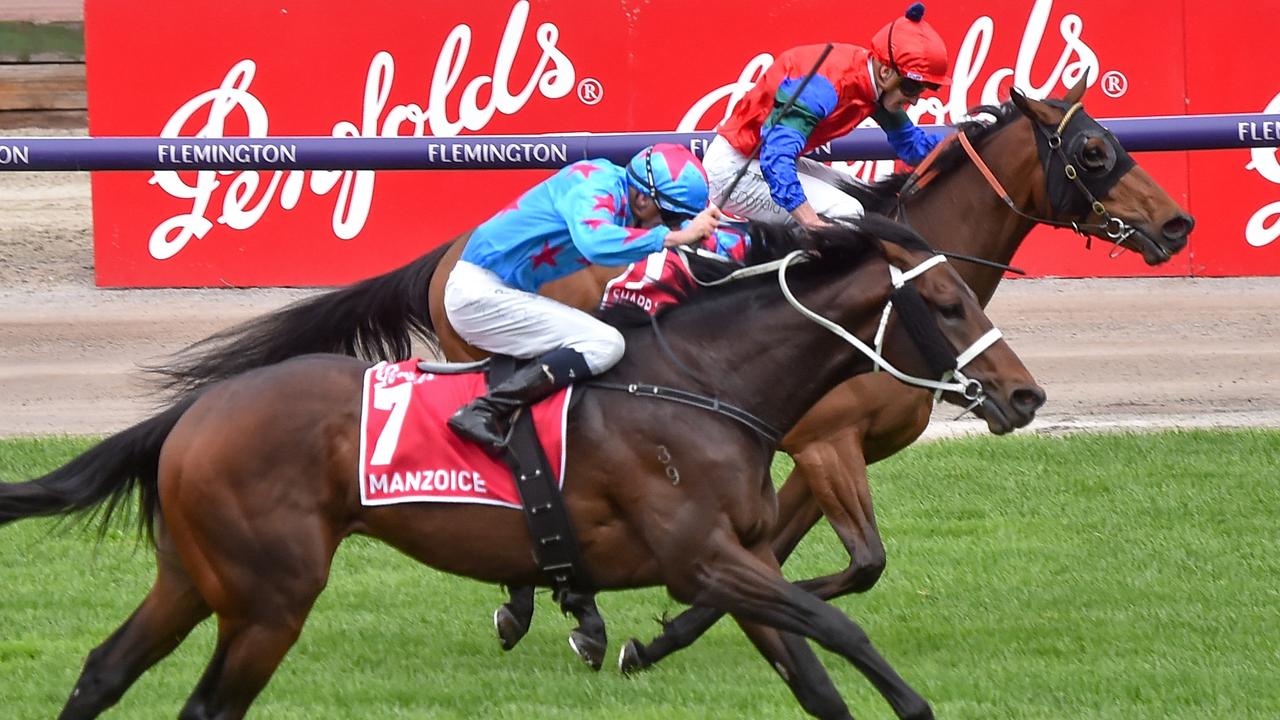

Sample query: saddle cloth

[601,222,751,315]
[358,359,571,508]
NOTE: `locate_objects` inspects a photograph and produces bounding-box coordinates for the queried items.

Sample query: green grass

[1,430,1277,718]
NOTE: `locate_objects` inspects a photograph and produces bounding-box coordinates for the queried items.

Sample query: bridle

[775,249,1000,414]
[899,101,1144,257]
[589,242,1005,444]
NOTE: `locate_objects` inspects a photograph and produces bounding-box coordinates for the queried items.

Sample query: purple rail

[0,113,1278,171]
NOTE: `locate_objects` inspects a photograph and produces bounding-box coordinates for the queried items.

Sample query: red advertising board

[83,0,1280,286]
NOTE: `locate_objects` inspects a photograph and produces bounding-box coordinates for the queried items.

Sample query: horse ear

[1008,87,1058,125]
[1063,74,1088,104]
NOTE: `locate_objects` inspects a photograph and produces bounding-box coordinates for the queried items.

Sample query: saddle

[419,355,592,596]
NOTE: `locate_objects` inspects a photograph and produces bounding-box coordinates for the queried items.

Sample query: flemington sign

[83,0,1280,286]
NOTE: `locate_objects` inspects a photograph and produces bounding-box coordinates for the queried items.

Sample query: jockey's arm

[872,106,939,167]
[561,181,669,266]
[759,76,839,227]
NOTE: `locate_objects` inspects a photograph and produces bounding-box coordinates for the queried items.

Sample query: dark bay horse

[145,82,1191,670]
[3,219,1042,719]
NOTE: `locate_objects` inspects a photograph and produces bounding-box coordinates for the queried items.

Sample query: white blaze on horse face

[147,0,577,258]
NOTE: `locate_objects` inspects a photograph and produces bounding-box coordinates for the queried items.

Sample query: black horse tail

[0,391,201,541]
[147,238,457,398]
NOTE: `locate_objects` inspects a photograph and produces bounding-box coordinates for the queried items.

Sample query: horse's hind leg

[734,620,851,720]
[58,526,211,720]
[494,584,535,651]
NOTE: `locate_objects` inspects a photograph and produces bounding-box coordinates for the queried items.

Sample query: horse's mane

[597,213,932,328]
[833,102,1022,213]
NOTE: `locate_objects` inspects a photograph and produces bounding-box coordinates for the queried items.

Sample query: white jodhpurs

[444,260,625,374]
[703,135,865,223]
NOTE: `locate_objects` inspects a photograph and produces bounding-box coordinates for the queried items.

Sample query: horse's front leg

[493,586,609,670]
[494,585,535,651]
[672,533,932,720]
[619,476,825,674]
[788,433,886,595]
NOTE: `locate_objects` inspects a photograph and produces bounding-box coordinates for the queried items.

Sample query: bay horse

[145,82,1192,669]
[3,218,1043,720]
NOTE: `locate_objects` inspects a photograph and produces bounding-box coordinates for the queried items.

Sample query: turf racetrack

[1,430,1276,719]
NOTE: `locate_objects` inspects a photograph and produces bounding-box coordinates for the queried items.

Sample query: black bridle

[899,100,1145,258]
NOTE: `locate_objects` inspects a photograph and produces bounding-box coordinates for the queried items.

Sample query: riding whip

[714,42,834,210]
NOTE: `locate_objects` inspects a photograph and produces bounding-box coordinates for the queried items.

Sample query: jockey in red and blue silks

[706,2,951,229]
[447,143,723,449]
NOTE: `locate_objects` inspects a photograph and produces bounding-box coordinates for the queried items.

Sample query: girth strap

[587,381,783,445]
[489,356,593,597]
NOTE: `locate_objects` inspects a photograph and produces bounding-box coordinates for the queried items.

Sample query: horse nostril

[1163,213,1195,242]
[1011,386,1046,417]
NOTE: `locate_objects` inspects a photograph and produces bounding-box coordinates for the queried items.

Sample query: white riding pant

[703,135,864,223]
[445,260,625,374]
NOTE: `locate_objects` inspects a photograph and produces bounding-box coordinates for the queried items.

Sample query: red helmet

[871,3,951,87]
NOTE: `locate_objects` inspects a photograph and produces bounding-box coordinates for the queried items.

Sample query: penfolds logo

[148,0,574,260]
[1244,91,1280,249]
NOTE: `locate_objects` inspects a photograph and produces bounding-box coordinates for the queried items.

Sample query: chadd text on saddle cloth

[358,360,571,508]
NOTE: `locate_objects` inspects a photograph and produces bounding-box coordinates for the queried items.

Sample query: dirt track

[2,155,1279,439]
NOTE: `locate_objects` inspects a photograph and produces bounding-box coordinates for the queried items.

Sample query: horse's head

[863,219,1046,434]
[1003,80,1194,264]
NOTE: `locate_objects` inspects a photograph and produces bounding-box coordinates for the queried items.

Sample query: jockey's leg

[444,260,623,448]
[704,135,864,223]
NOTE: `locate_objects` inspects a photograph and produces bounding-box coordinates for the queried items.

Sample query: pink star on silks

[591,193,618,215]
[582,218,610,230]
[569,162,603,179]
[652,145,708,182]
[530,240,561,269]
[621,227,651,245]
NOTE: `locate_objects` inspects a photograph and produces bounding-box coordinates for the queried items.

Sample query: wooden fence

[0,1,85,129]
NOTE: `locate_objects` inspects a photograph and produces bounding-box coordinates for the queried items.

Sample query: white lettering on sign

[0,144,30,165]
[148,0,576,259]
[1243,92,1280,248]
[156,143,298,166]
[422,142,568,165]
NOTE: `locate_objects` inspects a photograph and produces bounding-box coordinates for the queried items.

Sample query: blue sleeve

[883,117,939,167]
[759,75,839,212]
[759,126,809,212]
[559,177,668,265]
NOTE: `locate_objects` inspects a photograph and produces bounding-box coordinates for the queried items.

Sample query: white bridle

[774,250,1003,407]
[680,245,1005,408]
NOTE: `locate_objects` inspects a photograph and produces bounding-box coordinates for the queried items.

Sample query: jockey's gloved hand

[663,206,723,247]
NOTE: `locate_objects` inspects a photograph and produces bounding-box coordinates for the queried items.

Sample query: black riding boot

[448,359,567,449]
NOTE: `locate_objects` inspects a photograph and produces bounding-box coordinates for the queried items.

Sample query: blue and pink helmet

[626,143,710,220]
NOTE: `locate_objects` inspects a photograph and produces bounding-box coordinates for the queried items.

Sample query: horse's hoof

[617,638,650,676]
[568,630,605,671]
[493,606,528,651]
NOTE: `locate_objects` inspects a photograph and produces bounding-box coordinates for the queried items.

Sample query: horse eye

[938,302,965,320]
[1082,144,1108,168]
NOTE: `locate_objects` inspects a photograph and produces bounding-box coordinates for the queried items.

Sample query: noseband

[954,101,1140,252]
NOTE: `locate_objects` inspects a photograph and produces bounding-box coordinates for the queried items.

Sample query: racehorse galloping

[145,81,1192,668]
[3,219,1042,719]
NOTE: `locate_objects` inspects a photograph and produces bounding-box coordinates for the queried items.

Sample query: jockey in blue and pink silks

[446,143,724,449]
